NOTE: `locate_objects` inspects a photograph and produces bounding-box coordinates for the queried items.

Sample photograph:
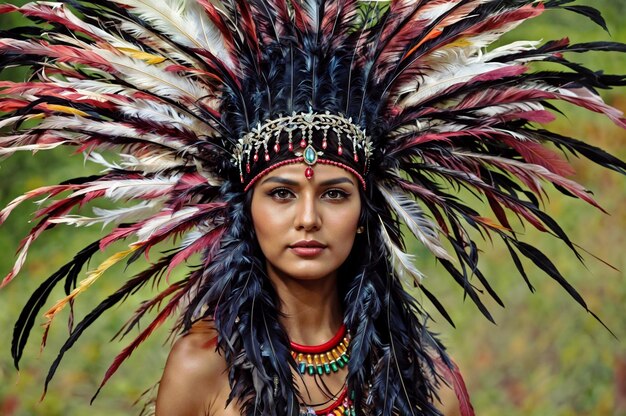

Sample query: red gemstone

[289,142,294,151]
[337,146,343,156]
[253,153,259,162]
[322,139,328,150]
[305,167,314,180]
[265,152,270,161]
[246,163,251,173]
[300,139,307,148]
[354,154,359,162]
[274,143,280,152]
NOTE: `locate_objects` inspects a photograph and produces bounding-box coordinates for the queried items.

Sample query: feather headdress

[1,0,625,415]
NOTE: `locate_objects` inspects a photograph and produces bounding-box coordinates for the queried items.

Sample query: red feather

[168,226,225,271]
[501,137,575,177]
[433,355,475,416]
[97,284,186,394]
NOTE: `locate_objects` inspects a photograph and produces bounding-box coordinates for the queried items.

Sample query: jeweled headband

[233,111,373,191]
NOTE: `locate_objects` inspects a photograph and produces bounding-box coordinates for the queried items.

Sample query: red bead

[246,163,251,173]
[337,145,343,156]
[264,152,270,161]
[322,139,328,150]
[274,143,280,152]
[300,139,307,148]
[354,153,359,162]
[253,153,259,162]
[288,142,294,151]
[305,167,314,180]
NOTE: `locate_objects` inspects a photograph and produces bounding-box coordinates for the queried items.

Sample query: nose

[294,192,321,231]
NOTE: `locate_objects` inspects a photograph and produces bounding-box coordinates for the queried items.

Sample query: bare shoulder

[155,320,229,416]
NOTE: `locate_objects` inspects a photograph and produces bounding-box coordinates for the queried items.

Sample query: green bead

[308,365,315,376]
[298,362,307,374]
[337,359,345,368]
[317,365,324,376]
[324,363,331,374]
[331,362,338,372]
[303,145,317,164]
[342,354,349,363]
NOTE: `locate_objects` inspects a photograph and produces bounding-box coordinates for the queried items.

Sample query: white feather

[483,40,541,61]
[119,152,191,173]
[68,176,181,201]
[37,117,193,154]
[119,99,204,133]
[111,0,234,68]
[117,20,208,68]
[379,186,453,261]
[0,132,72,154]
[39,34,214,104]
[1,235,33,287]
[135,206,199,242]
[49,201,161,228]
[97,50,213,104]
[474,101,545,117]
[398,54,512,107]
[379,217,425,286]
[453,151,589,193]
[180,230,205,248]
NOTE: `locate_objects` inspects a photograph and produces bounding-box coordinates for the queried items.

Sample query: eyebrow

[260,176,355,187]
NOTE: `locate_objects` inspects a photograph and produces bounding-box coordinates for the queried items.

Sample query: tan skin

[155,163,362,416]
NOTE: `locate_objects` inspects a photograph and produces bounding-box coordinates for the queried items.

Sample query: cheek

[250,195,284,255]
[327,202,361,253]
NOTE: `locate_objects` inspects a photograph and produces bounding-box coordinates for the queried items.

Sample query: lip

[289,240,327,257]
[290,240,327,248]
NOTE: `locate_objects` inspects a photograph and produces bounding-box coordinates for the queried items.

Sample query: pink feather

[433,355,475,416]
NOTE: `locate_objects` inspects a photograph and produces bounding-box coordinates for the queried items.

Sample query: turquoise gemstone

[342,355,349,363]
[298,362,306,374]
[317,365,324,376]
[303,145,317,164]
[330,362,338,372]
[324,363,331,374]
[308,365,315,376]
[337,359,345,368]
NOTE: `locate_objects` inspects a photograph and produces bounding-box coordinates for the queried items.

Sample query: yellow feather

[42,247,138,330]
[117,47,167,65]
[445,38,473,48]
[45,104,90,117]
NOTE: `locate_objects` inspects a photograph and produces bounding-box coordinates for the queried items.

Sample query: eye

[268,187,295,200]
[323,189,349,200]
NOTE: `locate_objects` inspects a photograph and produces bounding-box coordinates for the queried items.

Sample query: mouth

[289,240,327,249]
[289,240,327,257]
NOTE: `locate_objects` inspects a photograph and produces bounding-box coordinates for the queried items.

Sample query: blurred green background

[0,1,625,415]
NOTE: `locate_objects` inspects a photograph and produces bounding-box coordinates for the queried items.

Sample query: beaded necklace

[290,324,351,376]
[300,386,356,416]
[291,325,356,416]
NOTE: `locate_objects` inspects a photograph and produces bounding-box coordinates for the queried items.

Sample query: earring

[356,226,365,234]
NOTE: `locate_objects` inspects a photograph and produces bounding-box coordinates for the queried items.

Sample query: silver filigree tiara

[233,111,373,185]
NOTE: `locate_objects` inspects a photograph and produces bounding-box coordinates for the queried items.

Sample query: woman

[0,0,624,415]
[157,163,363,415]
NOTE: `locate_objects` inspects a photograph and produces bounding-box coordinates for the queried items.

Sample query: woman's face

[250,163,362,282]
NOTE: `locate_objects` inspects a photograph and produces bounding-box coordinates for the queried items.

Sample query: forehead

[260,163,357,185]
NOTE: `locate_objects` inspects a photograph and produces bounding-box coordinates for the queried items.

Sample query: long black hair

[186,173,446,416]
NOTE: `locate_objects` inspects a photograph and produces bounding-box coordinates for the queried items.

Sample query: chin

[271,262,340,282]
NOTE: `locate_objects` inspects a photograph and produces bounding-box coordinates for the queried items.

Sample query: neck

[266,265,343,346]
